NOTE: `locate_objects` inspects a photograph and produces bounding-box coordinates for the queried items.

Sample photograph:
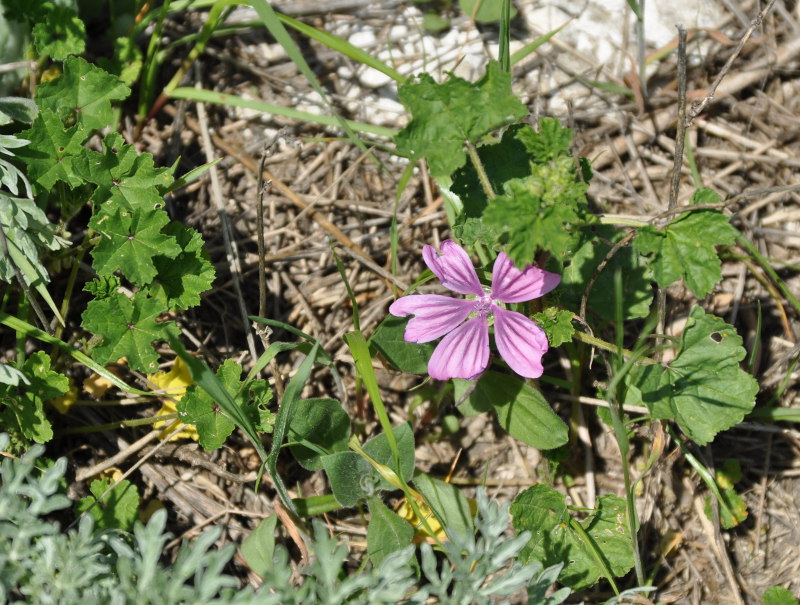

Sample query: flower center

[469,288,500,321]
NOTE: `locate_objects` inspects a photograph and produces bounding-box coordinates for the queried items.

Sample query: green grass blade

[277,12,402,83]
[165,158,221,194]
[169,87,396,138]
[0,310,151,396]
[343,331,400,473]
[510,20,569,66]
[330,244,360,333]
[5,236,64,326]
[246,0,384,163]
[266,342,320,515]
[737,232,800,316]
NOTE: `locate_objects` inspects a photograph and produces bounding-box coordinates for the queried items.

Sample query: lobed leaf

[627,306,758,445]
[35,56,130,133]
[511,484,634,590]
[81,291,178,374]
[634,190,737,298]
[395,61,527,177]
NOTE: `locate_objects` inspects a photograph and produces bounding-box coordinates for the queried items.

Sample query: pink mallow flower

[390,240,560,380]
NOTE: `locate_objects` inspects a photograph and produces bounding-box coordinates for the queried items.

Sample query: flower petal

[493,306,549,378]
[422,240,483,296]
[491,252,561,303]
[389,295,475,343]
[428,316,489,380]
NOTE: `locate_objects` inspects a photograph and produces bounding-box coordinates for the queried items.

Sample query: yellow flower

[148,358,198,441]
[395,492,478,544]
[50,381,78,414]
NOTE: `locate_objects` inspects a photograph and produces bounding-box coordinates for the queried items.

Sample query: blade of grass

[265,342,320,515]
[247,0,384,167]
[277,12,402,83]
[330,244,360,333]
[0,310,152,396]
[737,232,800,316]
[164,157,222,194]
[169,87,396,138]
[499,0,511,72]
[343,331,398,468]
[510,20,570,66]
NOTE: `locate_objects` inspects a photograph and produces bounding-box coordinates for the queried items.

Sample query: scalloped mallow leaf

[626,306,759,445]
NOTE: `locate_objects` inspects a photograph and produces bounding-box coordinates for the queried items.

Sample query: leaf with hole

[626,306,758,445]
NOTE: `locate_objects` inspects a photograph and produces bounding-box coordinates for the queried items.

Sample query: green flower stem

[465,141,496,200]
[572,331,657,365]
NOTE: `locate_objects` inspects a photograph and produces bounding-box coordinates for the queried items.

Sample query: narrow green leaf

[266,342,320,514]
[169,87,394,138]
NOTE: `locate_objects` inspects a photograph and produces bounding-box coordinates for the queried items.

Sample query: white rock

[358,67,394,89]
[348,30,377,49]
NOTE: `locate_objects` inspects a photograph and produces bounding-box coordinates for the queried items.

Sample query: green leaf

[287,398,350,470]
[511,484,634,590]
[35,56,130,132]
[15,108,86,189]
[703,459,748,529]
[322,423,415,508]
[634,192,737,298]
[560,225,653,320]
[89,207,181,286]
[627,307,759,445]
[76,477,140,531]
[483,158,590,266]
[240,514,278,579]
[177,359,260,451]
[0,351,67,443]
[454,371,568,450]
[413,472,474,540]
[369,315,435,374]
[763,586,799,605]
[0,96,38,125]
[0,362,30,386]
[533,307,575,347]
[449,124,537,220]
[704,486,748,529]
[395,61,527,177]
[82,275,121,299]
[150,222,215,310]
[516,117,574,162]
[31,4,86,61]
[74,133,174,212]
[97,36,143,86]
[367,496,415,566]
[81,290,177,374]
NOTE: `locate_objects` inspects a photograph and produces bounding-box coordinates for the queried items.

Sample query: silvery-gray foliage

[0,435,570,604]
[416,490,571,605]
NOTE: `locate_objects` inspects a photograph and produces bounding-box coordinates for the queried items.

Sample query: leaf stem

[465,141,496,200]
[572,330,658,365]
[60,413,180,435]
